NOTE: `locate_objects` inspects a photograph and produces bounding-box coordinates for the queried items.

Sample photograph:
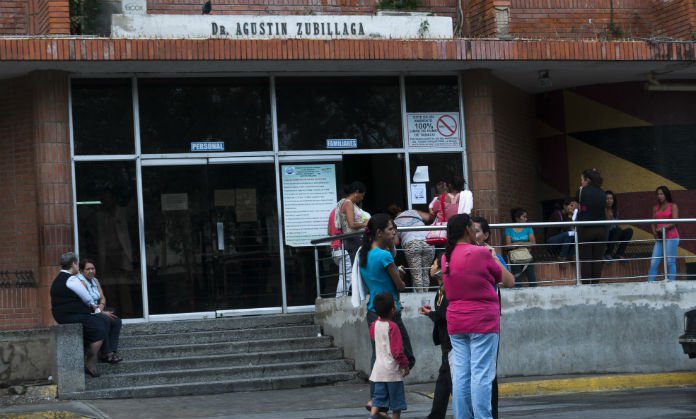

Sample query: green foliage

[608,22,622,39]
[377,0,421,10]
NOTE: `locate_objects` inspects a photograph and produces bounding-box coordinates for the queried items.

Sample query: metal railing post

[314,246,321,299]
[574,227,581,285]
[340,239,347,297]
[662,226,668,281]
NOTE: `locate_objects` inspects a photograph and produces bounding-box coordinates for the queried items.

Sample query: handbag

[509,247,534,264]
[426,194,448,246]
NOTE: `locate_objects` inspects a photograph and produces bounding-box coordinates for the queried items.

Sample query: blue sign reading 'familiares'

[326,139,357,149]
[191,141,225,152]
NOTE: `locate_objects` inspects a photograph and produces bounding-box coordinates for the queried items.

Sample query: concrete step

[67,372,360,399]
[117,336,334,361]
[88,360,356,390]
[100,347,345,374]
[119,324,320,347]
[121,314,315,336]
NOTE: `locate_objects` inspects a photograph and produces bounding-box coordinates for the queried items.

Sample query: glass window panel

[276,77,402,150]
[284,155,407,305]
[409,153,464,213]
[405,76,459,112]
[75,161,143,318]
[138,78,272,153]
[71,79,134,155]
[142,164,281,314]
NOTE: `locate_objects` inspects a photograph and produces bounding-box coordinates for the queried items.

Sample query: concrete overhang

[1,37,695,93]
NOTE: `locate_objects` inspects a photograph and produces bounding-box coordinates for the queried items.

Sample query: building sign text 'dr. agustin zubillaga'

[112,15,454,40]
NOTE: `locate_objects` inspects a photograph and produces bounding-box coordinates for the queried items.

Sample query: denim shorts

[372,381,407,412]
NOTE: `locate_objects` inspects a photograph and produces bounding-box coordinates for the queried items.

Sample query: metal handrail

[312,217,695,297]
[310,218,696,245]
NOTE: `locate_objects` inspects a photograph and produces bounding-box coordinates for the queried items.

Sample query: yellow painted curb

[498,372,696,397]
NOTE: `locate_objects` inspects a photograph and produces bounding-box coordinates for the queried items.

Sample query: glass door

[142,160,281,316]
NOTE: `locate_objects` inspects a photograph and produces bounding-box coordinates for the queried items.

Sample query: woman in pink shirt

[443,214,514,419]
[648,186,680,281]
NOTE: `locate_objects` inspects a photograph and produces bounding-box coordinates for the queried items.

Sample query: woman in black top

[576,168,606,284]
[419,253,450,419]
[604,191,633,260]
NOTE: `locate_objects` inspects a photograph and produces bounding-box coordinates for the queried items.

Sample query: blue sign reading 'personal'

[191,141,225,152]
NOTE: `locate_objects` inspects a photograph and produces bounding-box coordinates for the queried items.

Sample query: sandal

[107,353,123,364]
[84,366,101,378]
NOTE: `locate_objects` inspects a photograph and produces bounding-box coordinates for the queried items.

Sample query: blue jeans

[547,232,574,258]
[372,381,407,412]
[648,238,679,281]
[450,333,499,419]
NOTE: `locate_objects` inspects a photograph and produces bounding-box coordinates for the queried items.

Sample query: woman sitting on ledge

[78,258,123,364]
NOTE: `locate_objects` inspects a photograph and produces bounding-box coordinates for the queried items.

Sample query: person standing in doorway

[334,181,368,263]
[329,185,352,297]
[576,169,606,284]
[648,186,680,281]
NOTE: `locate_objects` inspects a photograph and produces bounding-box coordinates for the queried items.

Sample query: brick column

[462,70,500,224]
[31,71,73,326]
[0,76,41,330]
[461,69,537,241]
[27,0,70,35]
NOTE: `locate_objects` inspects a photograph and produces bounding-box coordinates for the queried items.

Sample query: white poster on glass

[161,193,188,211]
[407,112,461,148]
[281,164,337,247]
[410,183,427,204]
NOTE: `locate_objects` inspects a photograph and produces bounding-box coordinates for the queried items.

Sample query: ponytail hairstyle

[443,213,472,274]
[359,213,393,267]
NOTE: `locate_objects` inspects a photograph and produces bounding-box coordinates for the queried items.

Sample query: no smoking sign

[436,115,458,137]
[407,112,461,148]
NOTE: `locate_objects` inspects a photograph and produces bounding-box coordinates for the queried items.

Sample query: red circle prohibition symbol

[436,115,458,137]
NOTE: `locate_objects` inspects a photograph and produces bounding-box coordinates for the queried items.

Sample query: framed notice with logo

[281,164,337,247]
[407,112,461,148]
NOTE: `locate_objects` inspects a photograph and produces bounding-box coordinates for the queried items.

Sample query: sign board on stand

[281,164,337,247]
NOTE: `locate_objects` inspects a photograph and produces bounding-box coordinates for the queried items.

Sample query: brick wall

[0,76,41,330]
[6,0,71,35]
[462,69,537,246]
[0,1,27,34]
[0,71,72,331]
[459,0,500,36]
[508,0,654,39]
[491,75,537,226]
[652,0,696,39]
[31,71,74,327]
[463,70,500,226]
[147,0,457,17]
